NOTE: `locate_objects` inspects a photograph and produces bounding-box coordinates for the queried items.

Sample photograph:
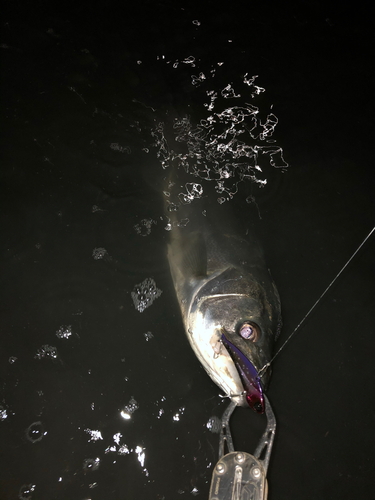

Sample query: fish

[166,180,282,413]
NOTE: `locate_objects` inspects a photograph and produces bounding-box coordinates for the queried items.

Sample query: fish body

[167,193,282,412]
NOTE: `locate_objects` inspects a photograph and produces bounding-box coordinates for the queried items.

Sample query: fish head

[197,293,276,414]
[221,327,265,413]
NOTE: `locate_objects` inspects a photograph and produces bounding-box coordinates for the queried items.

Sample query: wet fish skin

[167,197,281,411]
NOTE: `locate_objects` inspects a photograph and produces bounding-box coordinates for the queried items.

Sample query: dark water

[1,2,374,499]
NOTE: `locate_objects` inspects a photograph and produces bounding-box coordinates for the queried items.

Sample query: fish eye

[239,322,259,342]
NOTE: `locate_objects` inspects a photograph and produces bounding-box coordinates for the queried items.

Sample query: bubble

[26,421,45,443]
[191,73,206,86]
[56,325,72,339]
[143,331,154,341]
[0,404,8,421]
[183,56,196,65]
[131,278,162,313]
[134,218,156,236]
[109,143,131,154]
[18,484,36,500]
[135,445,145,467]
[221,84,240,99]
[92,247,108,260]
[92,205,106,213]
[121,396,139,419]
[34,345,58,360]
[83,457,100,472]
[118,444,130,455]
[84,429,103,442]
[105,434,130,456]
[172,407,185,422]
[9,356,17,364]
[206,416,221,434]
[113,433,122,445]
[152,71,288,204]
[167,203,178,212]
[186,182,203,199]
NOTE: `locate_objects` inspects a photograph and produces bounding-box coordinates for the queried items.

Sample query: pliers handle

[209,395,276,500]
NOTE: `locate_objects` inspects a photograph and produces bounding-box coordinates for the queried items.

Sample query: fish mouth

[221,332,264,414]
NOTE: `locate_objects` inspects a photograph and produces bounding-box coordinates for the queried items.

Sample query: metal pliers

[209,395,276,500]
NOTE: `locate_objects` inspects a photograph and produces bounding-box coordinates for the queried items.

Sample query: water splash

[152,67,288,206]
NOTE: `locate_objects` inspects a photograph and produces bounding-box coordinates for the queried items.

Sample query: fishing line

[258,225,375,379]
